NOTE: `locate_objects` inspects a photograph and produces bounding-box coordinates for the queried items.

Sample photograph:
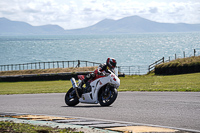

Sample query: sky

[0,0,200,30]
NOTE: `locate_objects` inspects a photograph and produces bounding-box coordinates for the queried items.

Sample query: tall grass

[157,56,200,68]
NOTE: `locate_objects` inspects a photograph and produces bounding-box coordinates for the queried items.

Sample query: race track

[0,92,200,131]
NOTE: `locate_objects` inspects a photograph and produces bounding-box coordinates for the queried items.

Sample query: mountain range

[0,16,200,35]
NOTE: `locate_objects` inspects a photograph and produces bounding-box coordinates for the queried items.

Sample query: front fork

[70,78,80,99]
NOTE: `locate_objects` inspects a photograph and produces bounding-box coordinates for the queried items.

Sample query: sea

[0,32,200,74]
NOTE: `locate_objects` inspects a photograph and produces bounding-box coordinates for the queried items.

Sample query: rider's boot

[78,73,94,92]
[78,79,86,92]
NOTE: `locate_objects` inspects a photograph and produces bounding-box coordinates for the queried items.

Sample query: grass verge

[0,121,82,133]
[118,73,200,91]
[0,72,200,94]
[157,56,200,68]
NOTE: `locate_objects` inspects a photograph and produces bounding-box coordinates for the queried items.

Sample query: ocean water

[0,32,200,74]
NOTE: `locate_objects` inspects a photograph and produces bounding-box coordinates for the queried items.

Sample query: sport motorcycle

[65,69,120,106]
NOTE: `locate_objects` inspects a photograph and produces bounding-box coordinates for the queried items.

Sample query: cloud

[144,1,200,24]
[0,0,199,29]
[149,8,158,14]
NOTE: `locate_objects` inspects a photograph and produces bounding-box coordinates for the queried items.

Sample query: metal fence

[0,60,148,75]
[0,60,100,71]
[165,49,200,62]
[148,57,164,72]
[148,49,200,73]
[118,66,148,75]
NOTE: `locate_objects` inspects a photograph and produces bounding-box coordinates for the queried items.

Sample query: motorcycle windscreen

[114,67,118,77]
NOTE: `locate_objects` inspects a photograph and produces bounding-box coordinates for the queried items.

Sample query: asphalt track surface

[0,92,200,131]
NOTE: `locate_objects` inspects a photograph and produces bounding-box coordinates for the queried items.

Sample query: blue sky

[0,0,200,29]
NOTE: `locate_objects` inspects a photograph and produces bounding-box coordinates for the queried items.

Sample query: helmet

[106,58,117,69]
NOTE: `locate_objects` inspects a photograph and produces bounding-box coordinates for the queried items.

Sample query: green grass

[118,73,200,92]
[0,121,82,133]
[0,80,71,95]
[0,73,200,94]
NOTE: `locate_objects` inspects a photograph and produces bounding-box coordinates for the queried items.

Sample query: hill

[65,16,200,34]
[1,16,200,35]
[0,17,66,35]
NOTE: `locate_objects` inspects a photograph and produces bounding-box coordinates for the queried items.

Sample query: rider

[78,58,117,91]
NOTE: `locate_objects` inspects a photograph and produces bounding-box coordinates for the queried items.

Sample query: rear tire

[65,87,79,106]
[98,87,118,106]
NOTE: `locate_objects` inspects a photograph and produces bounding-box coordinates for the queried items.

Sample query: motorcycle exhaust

[70,77,80,99]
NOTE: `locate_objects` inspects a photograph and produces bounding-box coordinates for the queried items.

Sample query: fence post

[62,61,64,68]
[194,49,196,56]
[78,60,80,67]
[183,51,185,58]
[162,57,164,63]
[138,66,140,75]
[57,61,59,68]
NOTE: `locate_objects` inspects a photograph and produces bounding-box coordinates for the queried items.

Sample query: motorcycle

[65,69,120,106]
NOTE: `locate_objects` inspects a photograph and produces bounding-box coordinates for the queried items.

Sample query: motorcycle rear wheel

[65,87,79,106]
[98,87,118,106]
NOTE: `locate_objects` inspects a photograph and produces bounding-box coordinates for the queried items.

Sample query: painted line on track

[1,112,200,133]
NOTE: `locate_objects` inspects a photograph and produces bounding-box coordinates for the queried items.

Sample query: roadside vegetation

[157,56,200,68]
[0,121,82,133]
[118,73,200,91]
[155,56,200,75]
[0,72,200,94]
[0,66,97,76]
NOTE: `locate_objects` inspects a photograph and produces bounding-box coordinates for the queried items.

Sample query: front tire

[98,87,118,106]
[65,87,79,106]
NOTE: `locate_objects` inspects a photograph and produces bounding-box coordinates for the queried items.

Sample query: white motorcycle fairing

[79,71,120,104]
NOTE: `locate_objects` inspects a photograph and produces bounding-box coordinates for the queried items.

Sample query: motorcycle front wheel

[65,87,79,106]
[98,87,118,106]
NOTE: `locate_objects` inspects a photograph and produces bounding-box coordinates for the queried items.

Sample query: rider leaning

[78,58,117,91]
